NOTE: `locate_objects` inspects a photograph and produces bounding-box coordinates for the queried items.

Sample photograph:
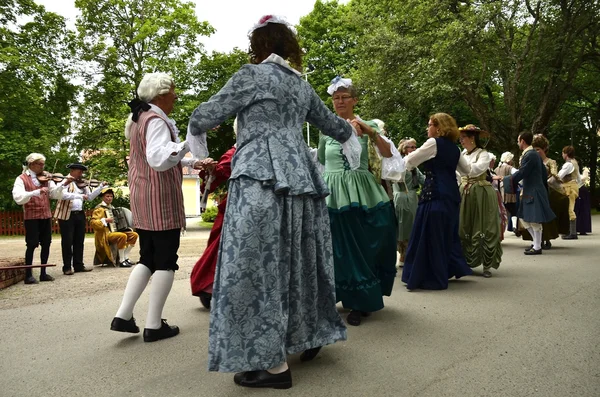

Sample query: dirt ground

[0,227,210,310]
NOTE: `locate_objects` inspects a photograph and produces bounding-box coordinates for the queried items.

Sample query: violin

[37,172,68,183]
[75,178,102,188]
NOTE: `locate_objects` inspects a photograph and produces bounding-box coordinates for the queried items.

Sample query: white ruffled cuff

[340,125,362,170]
[186,125,209,160]
[378,135,406,182]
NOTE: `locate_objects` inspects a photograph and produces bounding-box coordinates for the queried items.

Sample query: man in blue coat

[498,131,555,255]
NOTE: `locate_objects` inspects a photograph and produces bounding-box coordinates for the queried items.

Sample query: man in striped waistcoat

[111,72,201,342]
[12,153,67,284]
[55,162,105,275]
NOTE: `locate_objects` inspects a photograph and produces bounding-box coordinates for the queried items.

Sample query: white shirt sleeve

[467,150,491,177]
[558,162,574,180]
[404,138,437,170]
[86,185,104,201]
[48,180,64,200]
[61,183,84,201]
[12,176,40,205]
[146,118,191,172]
[456,154,471,176]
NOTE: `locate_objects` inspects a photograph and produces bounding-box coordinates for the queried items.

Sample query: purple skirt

[575,186,592,234]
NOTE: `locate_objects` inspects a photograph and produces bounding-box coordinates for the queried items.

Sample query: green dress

[458,149,503,270]
[393,168,425,241]
[318,133,397,313]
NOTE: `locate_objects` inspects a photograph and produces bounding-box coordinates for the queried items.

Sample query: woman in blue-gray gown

[187,15,361,390]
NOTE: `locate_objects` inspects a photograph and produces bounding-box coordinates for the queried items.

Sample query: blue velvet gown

[401,137,473,290]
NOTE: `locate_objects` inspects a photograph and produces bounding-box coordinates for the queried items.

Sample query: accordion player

[90,188,138,267]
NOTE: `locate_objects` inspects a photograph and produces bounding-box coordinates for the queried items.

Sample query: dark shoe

[300,346,322,362]
[347,310,362,326]
[525,244,534,252]
[24,276,39,284]
[483,270,492,278]
[234,369,292,389]
[524,248,542,255]
[199,292,212,309]
[143,319,179,342]
[125,259,136,266]
[119,260,132,268]
[561,234,578,240]
[40,274,55,282]
[111,316,140,334]
[542,241,552,250]
[63,269,74,275]
[74,266,93,273]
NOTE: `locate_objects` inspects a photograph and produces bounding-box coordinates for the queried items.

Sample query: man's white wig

[124,72,174,139]
[23,153,46,172]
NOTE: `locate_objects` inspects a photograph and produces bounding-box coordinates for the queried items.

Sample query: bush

[201,206,218,223]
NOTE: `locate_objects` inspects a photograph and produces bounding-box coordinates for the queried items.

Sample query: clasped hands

[349,118,377,140]
[192,157,218,172]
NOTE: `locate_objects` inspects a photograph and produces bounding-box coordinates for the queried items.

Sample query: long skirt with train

[208,177,347,372]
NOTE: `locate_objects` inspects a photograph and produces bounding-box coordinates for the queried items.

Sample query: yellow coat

[90,203,116,265]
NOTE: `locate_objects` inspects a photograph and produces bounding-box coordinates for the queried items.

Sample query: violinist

[54,162,107,275]
[12,153,68,284]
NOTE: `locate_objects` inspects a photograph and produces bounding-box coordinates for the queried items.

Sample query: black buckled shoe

[40,274,55,282]
[347,310,362,326]
[233,369,292,389]
[110,316,140,333]
[199,292,212,309]
[24,276,39,284]
[143,319,179,342]
[300,346,322,362]
[524,248,542,255]
[119,260,132,268]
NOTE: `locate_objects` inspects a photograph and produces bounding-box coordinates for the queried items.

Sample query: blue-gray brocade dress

[188,59,352,373]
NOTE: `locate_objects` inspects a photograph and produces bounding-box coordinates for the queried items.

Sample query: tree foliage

[0,0,78,210]
[73,0,215,186]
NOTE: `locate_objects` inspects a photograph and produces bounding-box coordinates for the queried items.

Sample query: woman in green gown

[393,138,424,268]
[457,125,503,278]
[318,77,397,326]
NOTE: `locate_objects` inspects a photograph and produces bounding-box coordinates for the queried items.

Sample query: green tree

[73,0,214,185]
[350,0,600,153]
[180,48,249,159]
[0,0,78,210]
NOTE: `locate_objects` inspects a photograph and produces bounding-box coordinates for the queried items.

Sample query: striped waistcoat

[128,110,185,231]
[20,174,52,220]
[54,183,76,221]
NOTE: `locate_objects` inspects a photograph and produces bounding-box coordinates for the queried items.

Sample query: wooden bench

[0,258,55,289]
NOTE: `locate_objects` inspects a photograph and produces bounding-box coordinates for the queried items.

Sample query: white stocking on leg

[115,264,152,320]
[145,270,174,330]
[124,245,133,260]
[118,248,126,262]
[533,230,542,251]
[267,362,289,374]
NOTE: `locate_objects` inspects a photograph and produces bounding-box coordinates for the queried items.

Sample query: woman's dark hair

[249,23,303,71]
[532,134,549,153]
[562,145,575,158]
[462,130,482,149]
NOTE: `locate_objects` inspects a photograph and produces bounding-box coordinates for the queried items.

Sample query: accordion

[105,207,133,233]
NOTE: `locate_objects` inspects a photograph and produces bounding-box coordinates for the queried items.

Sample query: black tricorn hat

[66,162,88,171]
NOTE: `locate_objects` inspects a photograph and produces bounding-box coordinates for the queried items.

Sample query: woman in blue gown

[401,113,473,290]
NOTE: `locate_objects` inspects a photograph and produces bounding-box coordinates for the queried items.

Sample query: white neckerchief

[261,53,302,76]
[149,104,181,142]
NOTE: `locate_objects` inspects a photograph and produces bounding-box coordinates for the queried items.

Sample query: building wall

[182,176,200,216]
